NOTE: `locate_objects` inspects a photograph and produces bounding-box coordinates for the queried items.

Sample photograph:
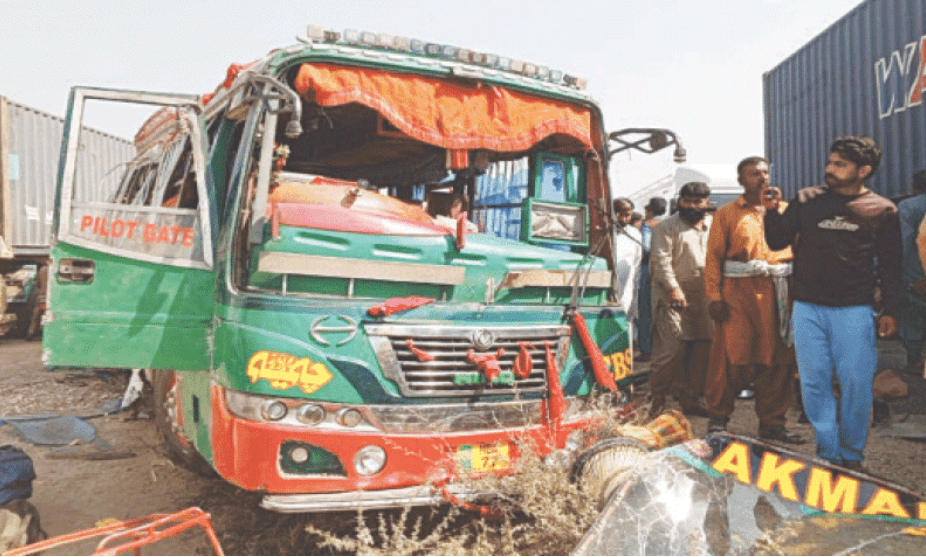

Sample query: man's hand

[797,185,826,203]
[878,315,898,338]
[761,186,782,211]
[708,300,729,322]
[669,287,688,310]
[910,278,926,298]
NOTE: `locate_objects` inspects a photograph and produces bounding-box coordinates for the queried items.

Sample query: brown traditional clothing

[649,214,713,402]
[704,197,795,427]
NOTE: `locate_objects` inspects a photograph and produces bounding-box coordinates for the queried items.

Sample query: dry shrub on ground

[306,401,640,556]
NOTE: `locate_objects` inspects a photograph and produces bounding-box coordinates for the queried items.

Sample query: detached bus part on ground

[573,432,926,555]
[43,27,684,513]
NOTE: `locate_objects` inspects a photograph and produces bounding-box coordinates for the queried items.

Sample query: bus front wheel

[152,369,216,478]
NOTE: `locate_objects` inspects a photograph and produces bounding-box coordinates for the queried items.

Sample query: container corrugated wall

[0,96,134,256]
[764,0,926,200]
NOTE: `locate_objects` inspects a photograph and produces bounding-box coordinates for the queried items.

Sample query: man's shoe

[872,399,891,426]
[758,426,806,445]
[678,398,710,417]
[841,460,871,475]
[707,418,728,434]
[635,352,651,363]
[736,387,756,400]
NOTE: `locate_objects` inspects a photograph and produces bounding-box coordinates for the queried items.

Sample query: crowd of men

[612,135,908,471]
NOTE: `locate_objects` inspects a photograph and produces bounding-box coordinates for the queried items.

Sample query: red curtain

[294,63,593,152]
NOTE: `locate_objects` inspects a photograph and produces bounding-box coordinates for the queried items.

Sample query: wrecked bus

[45,27,648,512]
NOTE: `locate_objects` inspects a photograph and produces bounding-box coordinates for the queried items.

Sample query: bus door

[44,88,215,370]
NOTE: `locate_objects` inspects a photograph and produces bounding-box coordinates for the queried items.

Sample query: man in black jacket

[763,136,900,471]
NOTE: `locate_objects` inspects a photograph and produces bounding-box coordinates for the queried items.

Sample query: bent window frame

[57,88,214,270]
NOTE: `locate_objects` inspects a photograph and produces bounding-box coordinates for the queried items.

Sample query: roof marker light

[537,66,551,81]
[550,69,564,83]
[376,33,394,49]
[471,52,487,65]
[523,63,538,77]
[440,45,459,60]
[344,29,361,44]
[424,43,442,56]
[564,75,588,90]
[510,59,525,73]
[392,36,412,52]
[410,39,426,54]
[360,31,377,46]
[306,25,326,41]
[485,54,500,68]
[456,48,472,63]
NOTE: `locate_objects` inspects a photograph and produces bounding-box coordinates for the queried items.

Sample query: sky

[2,0,863,197]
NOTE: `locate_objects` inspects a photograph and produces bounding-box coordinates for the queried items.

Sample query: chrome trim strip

[261,485,489,513]
[365,323,571,338]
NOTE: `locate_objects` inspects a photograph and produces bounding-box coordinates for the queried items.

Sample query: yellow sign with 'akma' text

[246,350,333,394]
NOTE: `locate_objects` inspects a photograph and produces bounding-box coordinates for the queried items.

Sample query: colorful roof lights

[303,25,588,90]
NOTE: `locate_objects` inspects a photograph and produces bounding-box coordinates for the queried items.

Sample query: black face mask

[678,206,709,224]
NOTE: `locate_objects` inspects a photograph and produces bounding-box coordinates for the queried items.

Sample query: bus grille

[366,324,570,398]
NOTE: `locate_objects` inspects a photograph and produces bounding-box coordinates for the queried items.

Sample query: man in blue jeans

[763,136,901,470]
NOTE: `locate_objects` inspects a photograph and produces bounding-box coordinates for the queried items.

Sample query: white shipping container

[0,96,134,256]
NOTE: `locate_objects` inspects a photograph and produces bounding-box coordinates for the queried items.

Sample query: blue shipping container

[764,0,926,200]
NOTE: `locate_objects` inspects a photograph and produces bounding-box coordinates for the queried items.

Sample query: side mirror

[608,128,686,163]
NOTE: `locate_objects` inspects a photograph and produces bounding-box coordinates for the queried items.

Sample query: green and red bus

[45,27,640,512]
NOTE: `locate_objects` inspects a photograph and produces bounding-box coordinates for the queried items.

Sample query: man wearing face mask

[704,156,804,443]
[647,182,714,418]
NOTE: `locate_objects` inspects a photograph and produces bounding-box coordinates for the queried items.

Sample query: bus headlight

[354,445,386,476]
[296,404,326,425]
[337,408,363,428]
[260,400,288,421]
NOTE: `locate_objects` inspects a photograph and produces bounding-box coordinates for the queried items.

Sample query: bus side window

[538,159,567,203]
[158,140,198,209]
[472,158,529,240]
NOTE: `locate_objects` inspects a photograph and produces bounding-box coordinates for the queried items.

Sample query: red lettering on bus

[110,220,125,238]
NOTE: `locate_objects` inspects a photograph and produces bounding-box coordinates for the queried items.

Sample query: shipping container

[764,0,926,200]
[0,96,134,336]
[1,96,135,256]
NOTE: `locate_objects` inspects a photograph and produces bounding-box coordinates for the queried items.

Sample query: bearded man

[764,136,901,470]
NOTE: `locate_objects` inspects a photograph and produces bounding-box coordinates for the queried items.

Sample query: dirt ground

[633,337,926,491]
[2,336,926,555]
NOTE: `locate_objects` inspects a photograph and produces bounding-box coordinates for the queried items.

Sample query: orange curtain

[293,63,593,152]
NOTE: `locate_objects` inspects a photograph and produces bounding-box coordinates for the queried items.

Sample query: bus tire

[152,369,216,478]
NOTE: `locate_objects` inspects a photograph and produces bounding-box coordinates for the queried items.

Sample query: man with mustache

[704,156,803,443]
[764,136,901,471]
